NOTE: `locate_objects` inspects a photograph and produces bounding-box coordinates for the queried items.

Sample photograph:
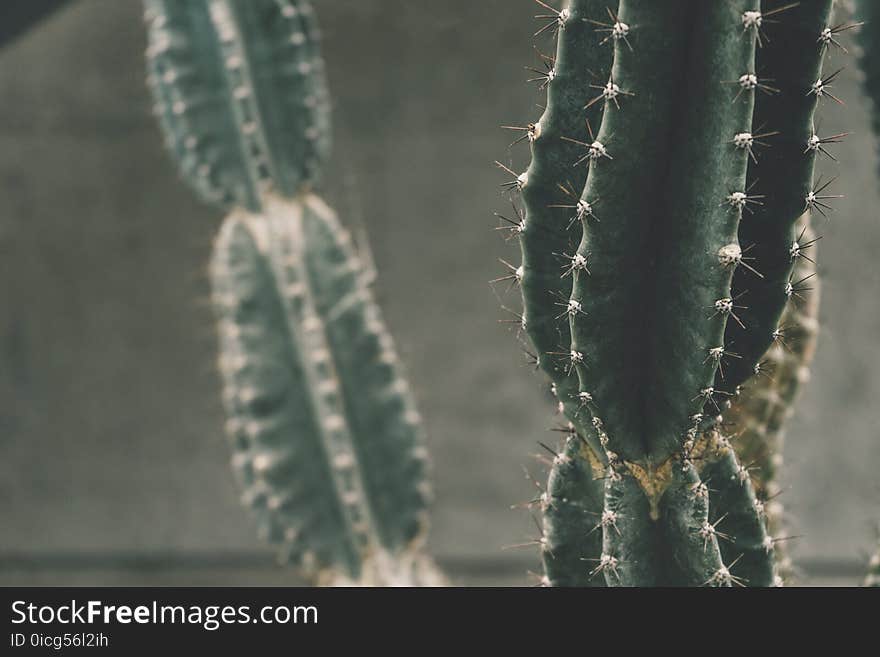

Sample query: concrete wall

[0,0,877,585]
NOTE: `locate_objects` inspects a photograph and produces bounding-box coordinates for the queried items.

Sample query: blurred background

[0,0,877,586]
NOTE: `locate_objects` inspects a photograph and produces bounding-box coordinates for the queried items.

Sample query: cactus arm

[144,0,330,211]
[717,0,833,398]
[294,0,333,173]
[227,0,331,197]
[146,0,439,585]
[212,205,364,575]
[700,443,776,587]
[602,472,664,586]
[650,2,773,586]
[729,215,821,495]
[569,1,759,463]
[659,463,729,587]
[524,0,783,587]
[568,0,694,464]
[521,0,618,588]
[652,0,760,442]
[541,434,607,587]
[146,0,249,208]
[517,0,616,455]
[300,194,431,552]
[212,195,434,584]
[726,213,820,582]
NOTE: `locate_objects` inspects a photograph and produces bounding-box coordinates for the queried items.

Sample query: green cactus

[725,213,821,582]
[509,0,613,459]
[505,0,839,586]
[540,432,606,587]
[717,1,838,402]
[145,0,441,585]
[511,0,614,587]
[144,0,330,212]
[211,194,438,585]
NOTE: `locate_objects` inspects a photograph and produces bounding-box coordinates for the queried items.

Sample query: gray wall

[0,0,877,585]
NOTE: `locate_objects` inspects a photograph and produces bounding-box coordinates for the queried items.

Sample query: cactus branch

[718,0,833,400]
[541,432,606,586]
[726,213,821,582]
[145,0,331,211]
[146,0,439,585]
[510,0,836,587]
[211,194,436,584]
[516,0,616,456]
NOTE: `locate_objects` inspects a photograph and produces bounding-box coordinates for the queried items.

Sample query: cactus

[144,0,330,212]
[540,431,606,587]
[724,213,821,582]
[504,0,841,586]
[211,194,438,585]
[510,0,614,588]
[145,0,441,585]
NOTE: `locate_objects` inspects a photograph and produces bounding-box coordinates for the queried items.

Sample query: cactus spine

[506,0,839,586]
[145,0,440,585]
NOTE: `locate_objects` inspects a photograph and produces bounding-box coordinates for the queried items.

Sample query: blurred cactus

[212,194,438,585]
[144,0,330,210]
[145,0,441,585]
[866,540,880,586]
[503,0,843,586]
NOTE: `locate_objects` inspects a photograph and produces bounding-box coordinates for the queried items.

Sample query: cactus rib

[517,1,616,586]
[146,0,440,585]
[516,0,616,456]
